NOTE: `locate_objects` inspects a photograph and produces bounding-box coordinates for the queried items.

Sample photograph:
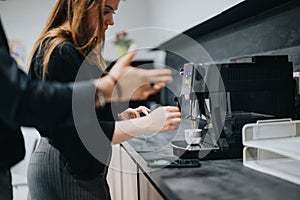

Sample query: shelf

[244,147,300,185]
[244,137,300,160]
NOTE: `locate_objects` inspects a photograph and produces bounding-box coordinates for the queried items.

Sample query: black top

[28,40,115,179]
[0,18,96,169]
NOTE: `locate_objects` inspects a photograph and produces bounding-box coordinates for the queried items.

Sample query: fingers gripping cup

[185,129,202,145]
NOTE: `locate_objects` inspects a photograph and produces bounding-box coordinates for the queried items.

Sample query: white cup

[184,129,202,145]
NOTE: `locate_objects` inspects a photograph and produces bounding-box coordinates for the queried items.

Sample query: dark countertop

[122,132,300,200]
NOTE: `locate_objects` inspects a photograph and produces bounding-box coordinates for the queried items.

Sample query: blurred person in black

[0,16,95,200]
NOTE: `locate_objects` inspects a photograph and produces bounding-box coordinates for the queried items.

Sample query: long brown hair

[28,0,106,79]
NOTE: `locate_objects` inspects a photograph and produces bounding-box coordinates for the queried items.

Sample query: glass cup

[184,129,202,145]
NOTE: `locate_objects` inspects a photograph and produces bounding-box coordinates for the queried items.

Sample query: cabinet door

[139,170,164,200]
[120,146,138,200]
[108,145,138,200]
[107,144,122,200]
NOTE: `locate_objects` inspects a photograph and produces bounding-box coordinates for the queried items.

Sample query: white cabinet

[120,145,138,200]
[139,170,164,200]
[107,144,164,200]
[107,144,138,200]
[107,144,123,200]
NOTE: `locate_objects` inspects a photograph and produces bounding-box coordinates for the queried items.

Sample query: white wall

[104,0,151,60]
[105,0,150,36]
[0,0,243,61]
[0,0,55,64]
[105,0,244,59]
[147,0,244,33]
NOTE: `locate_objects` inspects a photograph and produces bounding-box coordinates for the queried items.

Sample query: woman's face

[86,0,120,34]
[103,0,120,30]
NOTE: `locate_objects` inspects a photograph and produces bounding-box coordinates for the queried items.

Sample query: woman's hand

[145,106,181,133]
[112,106,181,144]
[118,106,151,120]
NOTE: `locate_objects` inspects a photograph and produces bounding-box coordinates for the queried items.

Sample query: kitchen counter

[121,131,300,200]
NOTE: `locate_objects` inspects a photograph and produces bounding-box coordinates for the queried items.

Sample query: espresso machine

[172,55,295,159]
[172,62,236,160]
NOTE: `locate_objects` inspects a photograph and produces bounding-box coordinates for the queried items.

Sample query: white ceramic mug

[184,129,202,145]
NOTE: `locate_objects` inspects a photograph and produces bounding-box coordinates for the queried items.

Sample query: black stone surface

[124,132,300,200]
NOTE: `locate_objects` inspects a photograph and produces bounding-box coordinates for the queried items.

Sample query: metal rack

[243,118,300,185]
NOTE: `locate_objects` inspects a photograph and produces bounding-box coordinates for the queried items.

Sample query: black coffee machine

[172,55,295,159]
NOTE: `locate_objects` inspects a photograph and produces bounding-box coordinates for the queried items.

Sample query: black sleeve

[0,121,25,168]
[0,18,96,129]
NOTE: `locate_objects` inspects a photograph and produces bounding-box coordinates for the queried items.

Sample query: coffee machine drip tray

[171,140,219,160]
[172,112,275,160]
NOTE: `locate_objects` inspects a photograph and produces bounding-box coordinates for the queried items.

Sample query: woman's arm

[111,106,181,144]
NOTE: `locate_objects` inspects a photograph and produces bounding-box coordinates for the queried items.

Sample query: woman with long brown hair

[26,0,181,199]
